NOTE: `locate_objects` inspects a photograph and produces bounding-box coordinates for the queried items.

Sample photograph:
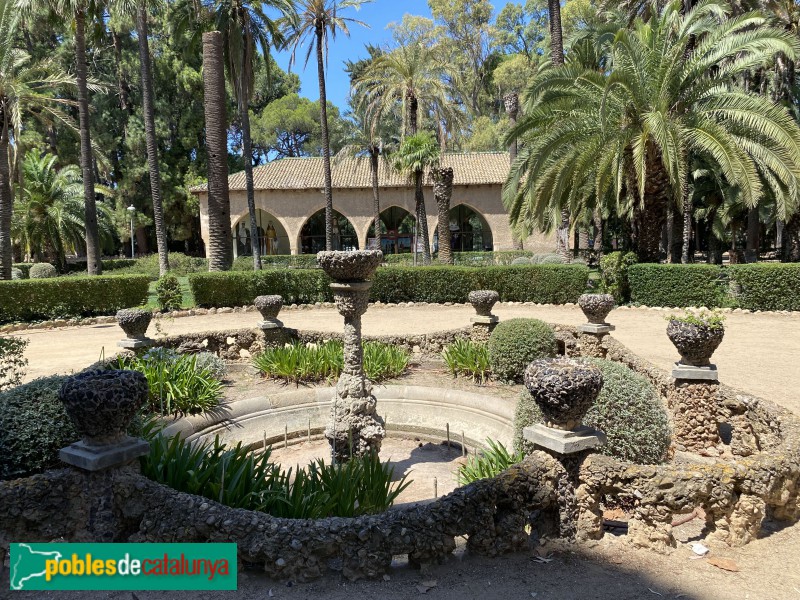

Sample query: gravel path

[13,304,800,415]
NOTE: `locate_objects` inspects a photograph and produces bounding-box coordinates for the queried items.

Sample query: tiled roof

[190,152,510,192]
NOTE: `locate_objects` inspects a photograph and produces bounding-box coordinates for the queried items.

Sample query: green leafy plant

[28,263,57,279]
[487,318,557,382]
[442,339,491,382]
[0,336,28,392]
[193,352,228,380]
[666,310,726,329]
[599,251,638,303]
[115,350,222,415]
[252,341,409,384]
[140,430,411,518]
[457,439,523,485]
[155,274,183,311]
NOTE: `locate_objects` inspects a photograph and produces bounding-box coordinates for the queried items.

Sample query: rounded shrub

[11,267,23,280]
[0,375,78,480]
[532,253,564,264]
[194,351,228,380]
[156,274,183,311]
[510,256,532,265]
[29,263,57,279]
[488,318,557,382]
[513,358,671,464]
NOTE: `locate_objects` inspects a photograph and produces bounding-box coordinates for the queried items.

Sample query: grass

[145,276,194,310]
[442,339,491,382]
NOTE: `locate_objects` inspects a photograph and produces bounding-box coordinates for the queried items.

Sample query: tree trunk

[681,196,692,263]
[136,3,169,276]
[415,170,431,265]
[370,148,381,248]
[75,8,102,275]
[406,90,419,136]
[0,103,11,280]
[547,0,564,66]
[202,31,233,271]
[592,210,603,256]
[504,93,524,251]
[316,26,334,252]
[745,207,760,263]
[635,144,671,262]
[432,167,454,265]
[239,50,262,271]
[668,207,682,263]
[783,213,800,262]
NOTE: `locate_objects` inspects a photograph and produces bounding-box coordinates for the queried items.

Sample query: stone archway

[441,204,494,253]
[232,209,290,257]
[367,206,416,254]
[299,209,359,254]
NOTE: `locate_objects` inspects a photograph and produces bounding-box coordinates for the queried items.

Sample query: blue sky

[271,0,522,110]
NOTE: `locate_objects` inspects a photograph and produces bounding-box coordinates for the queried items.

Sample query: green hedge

[0,274,150,322]
[628,264,727,307]
[189,264,590,307]
[384,250,534,267]
[728,264,800,311]
[12,259,138,279]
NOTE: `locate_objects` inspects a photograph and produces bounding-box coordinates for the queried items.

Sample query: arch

[232,209,290,257]
[367,206,416,254]
[437,203,493,253]
[299,208,359,254]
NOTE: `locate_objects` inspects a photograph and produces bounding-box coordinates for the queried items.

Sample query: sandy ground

[6,304,800,599]
[12,304,800,415]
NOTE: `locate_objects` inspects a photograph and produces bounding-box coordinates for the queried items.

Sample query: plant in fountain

[666,310,725,367]
[316,250,385,461]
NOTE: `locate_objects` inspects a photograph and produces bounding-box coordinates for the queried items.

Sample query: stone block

[59,437,149,471]
[259,319,284,330]
[523,424,606,454]
[117,338,154,350]
[470,315,499,325]
[578,323,615,334]
[672,363,718,381]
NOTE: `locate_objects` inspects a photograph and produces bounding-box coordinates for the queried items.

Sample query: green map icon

[10,544,63,590]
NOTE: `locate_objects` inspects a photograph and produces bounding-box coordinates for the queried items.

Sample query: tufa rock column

[577,294,615,358]
[317,250,385,462]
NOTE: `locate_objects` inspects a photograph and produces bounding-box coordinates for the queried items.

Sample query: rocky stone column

[318,251,385,462]
[577,294,615,358]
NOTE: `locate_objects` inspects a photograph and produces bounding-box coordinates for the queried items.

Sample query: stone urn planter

[667,320,724,367]
[59,370,149,446]
[317,250,383,282]
[524,358,603,430]
[254,295,283,329]
[116,308,152,340]
[468,290,500,317]
[578,294,615,325]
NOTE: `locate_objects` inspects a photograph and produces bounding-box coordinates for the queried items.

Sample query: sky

[271,0,520,110]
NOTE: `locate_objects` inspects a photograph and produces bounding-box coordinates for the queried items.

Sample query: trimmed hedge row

[627,263,800,310]
[0,274,150,322]
[12,259,138,278]
[189,264,590,307]
[384,250,534,267]
[728,264,800,311]
[628,264,727,308]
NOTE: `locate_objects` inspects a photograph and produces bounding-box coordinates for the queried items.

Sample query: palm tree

[12,153,114,270]
[393,132,440,265]
[336,106,393,249]
[17,0,105,275]
[505,0,800,263]
[202,30,233,271]
[431,166,453,265]
[0,0,95,279]
[285,0,370,252]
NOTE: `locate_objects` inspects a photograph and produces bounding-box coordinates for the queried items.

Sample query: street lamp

[127,205,136,258]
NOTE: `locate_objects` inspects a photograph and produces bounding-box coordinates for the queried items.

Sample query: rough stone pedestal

[117,338,154,350]
[470,315,499,342]
[672,362,718,381]
[318,251,385,462]
[578,323,615,335]
[668,379,721,452]
[523,423,606,454]
[60,437,149,471]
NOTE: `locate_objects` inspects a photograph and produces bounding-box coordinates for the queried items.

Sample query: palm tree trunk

[432,167,453,265]
[239,53,262,271]
[202,31,233,271]
[547,0,569,260]
[136,3,169,277]
[370,148,381,248]
[783,213,800,262]
[504,93,524,251]
[745,207,759,263]
[415,170,431,265]
[592,209,603,256]
[406,90,419,136]
[681,197,692,263]
[316,26,334,252]
[75,8,102,276]
[0,106,11,280]
[636,144,671,262]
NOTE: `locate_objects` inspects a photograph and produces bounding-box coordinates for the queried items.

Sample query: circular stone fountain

[317,250,385,461]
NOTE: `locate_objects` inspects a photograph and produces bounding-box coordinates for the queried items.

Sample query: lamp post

[127,205,136,258]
